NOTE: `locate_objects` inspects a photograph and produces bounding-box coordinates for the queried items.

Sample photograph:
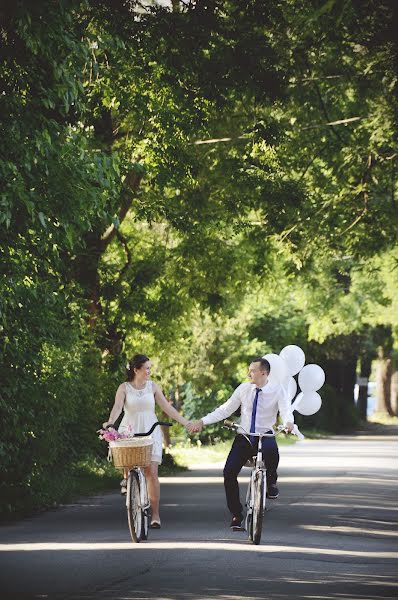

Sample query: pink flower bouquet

[98,425,135,442]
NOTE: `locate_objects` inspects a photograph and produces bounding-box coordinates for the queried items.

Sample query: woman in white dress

[103,353,189,528]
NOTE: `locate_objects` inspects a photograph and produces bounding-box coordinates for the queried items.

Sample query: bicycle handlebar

[105,421,172,437]
[223,420,285,437]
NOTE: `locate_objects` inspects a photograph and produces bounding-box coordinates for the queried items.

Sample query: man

[188,357,294,530]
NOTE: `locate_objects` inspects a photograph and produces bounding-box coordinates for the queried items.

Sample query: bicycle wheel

[252,470,265,545]
[127,470,144,542]
[140,473,149,541]
[246,479,254,542]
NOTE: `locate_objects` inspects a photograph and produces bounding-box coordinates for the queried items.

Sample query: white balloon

[298,364,325,392]
[282,376,297,402]
[263,353,289,384]
[280,345,306,376]
[293,391,322,415]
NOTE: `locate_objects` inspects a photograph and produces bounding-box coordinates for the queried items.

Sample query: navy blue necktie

[250,387,262,445]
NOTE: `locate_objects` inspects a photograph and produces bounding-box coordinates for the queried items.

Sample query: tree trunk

[357,353,372,420]
[161,416,171,448]
[74,231,103,328]
[375,349,393,414]
[74,167,142,356]
[391,369,398,415]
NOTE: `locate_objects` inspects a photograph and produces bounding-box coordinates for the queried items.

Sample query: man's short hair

[252,357,270,374]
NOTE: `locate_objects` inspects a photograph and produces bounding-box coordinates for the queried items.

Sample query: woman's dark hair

[126,354,150,381]
[252,357,271,374]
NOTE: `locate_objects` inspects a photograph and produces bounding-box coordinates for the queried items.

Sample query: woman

[103,353,189,529]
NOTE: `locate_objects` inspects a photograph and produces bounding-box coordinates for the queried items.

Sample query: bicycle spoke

[127,470,143,542]
[252,470,264,545]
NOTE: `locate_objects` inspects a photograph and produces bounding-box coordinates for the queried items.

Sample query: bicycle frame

[126,467,150,513]
[223,420,285,544]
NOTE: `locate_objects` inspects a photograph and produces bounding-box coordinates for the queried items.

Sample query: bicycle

[223,419,287,545]
[106,421,171,543]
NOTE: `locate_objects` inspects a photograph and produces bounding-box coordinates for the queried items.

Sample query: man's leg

[223,435,252,519]
[261,436,280,495]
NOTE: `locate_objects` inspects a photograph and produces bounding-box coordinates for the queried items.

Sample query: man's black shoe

[230,515,245,531]
[266,484,279,499]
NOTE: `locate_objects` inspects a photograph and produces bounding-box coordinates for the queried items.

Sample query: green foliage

[1,0,397,515]
[0,1,120,515]
[273,0,398,260]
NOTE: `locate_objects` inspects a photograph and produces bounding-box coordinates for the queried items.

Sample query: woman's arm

[103,383,126,427]
[153,382,189,427]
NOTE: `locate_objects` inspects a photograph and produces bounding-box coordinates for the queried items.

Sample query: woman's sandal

[150,520,161,529]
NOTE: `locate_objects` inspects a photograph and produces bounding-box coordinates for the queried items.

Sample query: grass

[368,412,398,426]
[69,452,188,495]
[297,427,334,439]
[0,459,122,523]
[0,454,187,522]
[169,440,232,466]
[168,433,298,467]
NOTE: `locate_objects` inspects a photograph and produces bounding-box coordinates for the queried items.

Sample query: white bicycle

[107,421,171,542]
[223,420,288,545]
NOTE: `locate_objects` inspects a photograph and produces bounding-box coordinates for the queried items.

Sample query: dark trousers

[223,434,280,517]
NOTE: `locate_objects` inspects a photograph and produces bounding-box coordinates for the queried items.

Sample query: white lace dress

[118,380,163,464]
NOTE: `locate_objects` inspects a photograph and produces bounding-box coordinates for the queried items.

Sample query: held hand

[185,421,197,434]
[284,421,294,433]
[186,420,203,434]
[193,419,204,433]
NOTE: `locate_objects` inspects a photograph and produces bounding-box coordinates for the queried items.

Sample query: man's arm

[187,385,244,433]
[278,385,295,432]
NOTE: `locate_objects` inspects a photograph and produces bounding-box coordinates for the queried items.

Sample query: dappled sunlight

[280,475,397,484]
[0,541,397,560]
[160,473,397,486]
[160,475,227,484]
[291,502,398,511]
[187,462,225,470]
[300,524,398,538]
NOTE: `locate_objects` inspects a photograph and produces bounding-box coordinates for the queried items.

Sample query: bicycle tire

[140,474,149,541]
[127,470,143,542]
[142,510,149,540]
[246,510,253,541]
[252,470,264,545]
[246,478,254,541]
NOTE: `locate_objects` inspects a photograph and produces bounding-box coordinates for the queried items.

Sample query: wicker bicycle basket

[109,437,153,468]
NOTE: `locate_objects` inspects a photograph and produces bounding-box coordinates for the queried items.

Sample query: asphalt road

[1,430,397,600]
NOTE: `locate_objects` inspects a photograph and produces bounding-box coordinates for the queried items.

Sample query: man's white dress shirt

[202,381,294,433]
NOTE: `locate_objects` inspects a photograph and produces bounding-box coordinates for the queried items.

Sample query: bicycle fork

[125,469,151,515]
[139,469,151,517]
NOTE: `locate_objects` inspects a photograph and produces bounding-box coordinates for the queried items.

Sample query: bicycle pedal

[231,525,245,531]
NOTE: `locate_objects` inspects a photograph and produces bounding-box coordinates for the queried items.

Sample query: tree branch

[303,57,345,144]
[191,117,363,145]
[101,167,142,250]
[338,154,372,236]
[115,228,132,286]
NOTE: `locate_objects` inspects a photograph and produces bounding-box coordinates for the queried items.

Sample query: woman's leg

[119,469,128,494]
[144,461,160,522]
